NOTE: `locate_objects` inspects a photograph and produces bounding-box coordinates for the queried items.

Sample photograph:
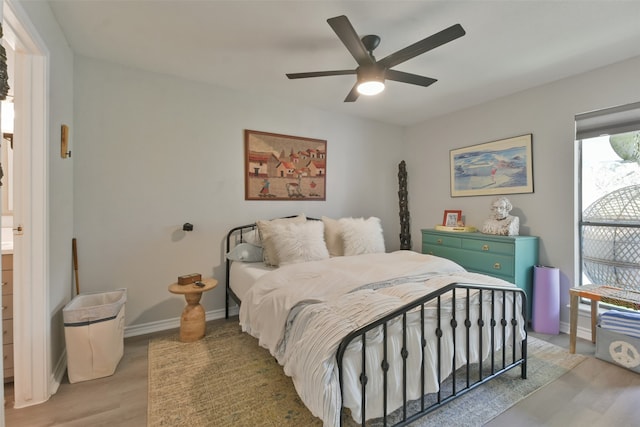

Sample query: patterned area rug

[148,320,586,427]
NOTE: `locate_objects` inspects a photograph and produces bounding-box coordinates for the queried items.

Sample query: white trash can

[63,288,126,383]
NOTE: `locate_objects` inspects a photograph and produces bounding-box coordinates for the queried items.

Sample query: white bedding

[239,250,525,427]
[229,261,274,302]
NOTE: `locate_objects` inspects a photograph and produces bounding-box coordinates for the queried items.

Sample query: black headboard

[224,216,319,318]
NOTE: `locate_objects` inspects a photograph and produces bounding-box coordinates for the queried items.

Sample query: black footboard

[336,283,527,427]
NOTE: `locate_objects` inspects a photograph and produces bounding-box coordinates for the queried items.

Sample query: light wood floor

[4,318,640,426]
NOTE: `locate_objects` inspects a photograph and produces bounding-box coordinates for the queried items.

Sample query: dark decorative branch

[0,24,9,101]
[398,160,411,250]
[0,23,9,189]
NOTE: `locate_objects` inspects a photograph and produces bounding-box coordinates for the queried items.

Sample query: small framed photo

[443,210,462,227]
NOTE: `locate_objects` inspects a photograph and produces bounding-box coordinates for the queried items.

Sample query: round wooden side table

[168,278,218,342]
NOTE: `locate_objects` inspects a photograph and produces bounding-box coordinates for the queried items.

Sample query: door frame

[3,0,50,410]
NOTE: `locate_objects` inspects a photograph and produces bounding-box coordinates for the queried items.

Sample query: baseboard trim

[16,349,66,408]
[124,305,240,338]
[559,319,592,341]
[49,349,67,396]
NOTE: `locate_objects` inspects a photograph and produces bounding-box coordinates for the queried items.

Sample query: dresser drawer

[461,239,514,255]
[3,343,13,370]
[422,233,462,248]
[3,319,12,344]
[2,295,13,320]
[2,254,13,271]
[422,244,467,264]
[2,270,13,296]
[461,252,515,278]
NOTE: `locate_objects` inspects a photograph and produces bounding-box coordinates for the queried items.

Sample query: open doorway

[2,0,50,416]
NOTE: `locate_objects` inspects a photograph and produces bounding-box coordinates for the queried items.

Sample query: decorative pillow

[256,214,307,266]
[242,229,262,247]
[225,243,263,263]
[339,217,386,256]
[271,220,329,266]
[322,216,344,257]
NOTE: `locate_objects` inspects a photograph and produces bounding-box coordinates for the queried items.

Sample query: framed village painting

[244,129,327,200]
[450,134,533,197]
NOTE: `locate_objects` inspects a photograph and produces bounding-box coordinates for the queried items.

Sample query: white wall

[406,55,640,327]
[73,56,405,330]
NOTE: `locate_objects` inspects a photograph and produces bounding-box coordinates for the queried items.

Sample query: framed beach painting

[450,134,533,197]
[245,129,327,200]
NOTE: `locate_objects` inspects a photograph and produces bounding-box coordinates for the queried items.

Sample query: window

[576,102,640,289]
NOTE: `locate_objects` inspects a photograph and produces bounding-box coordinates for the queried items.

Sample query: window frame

[575,102,640,289]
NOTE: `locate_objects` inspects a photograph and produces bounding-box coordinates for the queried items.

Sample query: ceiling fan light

[357,80,385,96]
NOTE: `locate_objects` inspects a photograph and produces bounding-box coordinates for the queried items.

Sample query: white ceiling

[48,0,640,127]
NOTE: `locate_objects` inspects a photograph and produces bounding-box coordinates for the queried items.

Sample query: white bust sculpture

[481,196,520,236]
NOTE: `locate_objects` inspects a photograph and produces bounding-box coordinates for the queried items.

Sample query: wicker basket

[582,185,640,290]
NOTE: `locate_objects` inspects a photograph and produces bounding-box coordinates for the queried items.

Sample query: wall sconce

[61,124,71,158]
[182,223,193,232]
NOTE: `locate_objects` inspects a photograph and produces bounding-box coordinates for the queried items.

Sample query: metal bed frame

[225,220,528,427]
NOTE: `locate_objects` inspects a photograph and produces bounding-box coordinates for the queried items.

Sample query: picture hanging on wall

[450,134,533,197]
[245,129,327,200]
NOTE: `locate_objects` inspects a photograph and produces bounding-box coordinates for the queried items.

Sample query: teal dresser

[421,229,539,319]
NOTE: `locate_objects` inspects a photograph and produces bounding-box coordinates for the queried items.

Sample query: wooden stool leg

[591,299,598,343]
[179,292,206,342]
[569,292,578,354]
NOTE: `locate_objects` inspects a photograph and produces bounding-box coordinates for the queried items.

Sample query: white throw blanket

[239,251,524,426]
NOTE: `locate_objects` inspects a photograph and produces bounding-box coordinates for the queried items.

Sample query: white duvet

[239,250,525,427]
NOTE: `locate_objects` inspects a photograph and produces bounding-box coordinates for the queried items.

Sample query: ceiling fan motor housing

[361,34,380,55]
[357,64,385,83]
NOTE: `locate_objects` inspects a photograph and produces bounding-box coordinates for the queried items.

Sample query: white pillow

[271,221,329,266]
[242,229,262,247]
[256,214,307,266]
[322,216,344,257]
[225,243,263,263]
[339,217,386,256]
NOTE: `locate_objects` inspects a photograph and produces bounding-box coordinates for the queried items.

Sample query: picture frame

[443,210,462,227]
[450,134,533,197]
[245,129,326,200]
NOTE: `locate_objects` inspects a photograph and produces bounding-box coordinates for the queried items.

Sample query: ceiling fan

[286,15,466,102]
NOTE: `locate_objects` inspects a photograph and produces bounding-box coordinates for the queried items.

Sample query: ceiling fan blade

[379,24,466,69]
[344,83,359,102]
[385,69,437,87]
[327,15,374,66]
[286,70,356,79]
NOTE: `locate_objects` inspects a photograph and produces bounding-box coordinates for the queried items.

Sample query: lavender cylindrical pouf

[532,265,560,334]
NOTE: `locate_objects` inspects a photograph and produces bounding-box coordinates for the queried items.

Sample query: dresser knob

[493,262,501,270]
[482,244,489,251]
[436,239,443,244]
